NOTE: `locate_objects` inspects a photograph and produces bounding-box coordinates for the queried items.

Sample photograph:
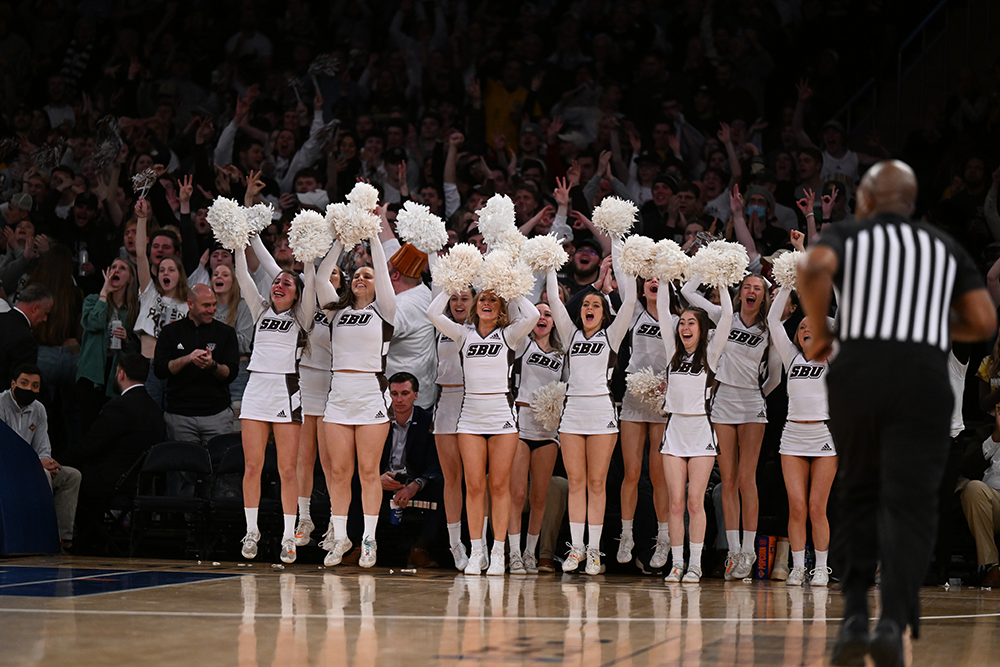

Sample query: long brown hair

[212,264,242,326]
[324,264,372,311]
[155,255,189,301]
[733,273,770,330]
[26,244,82,345]
[670,307,713,375]
[107,258,141,330]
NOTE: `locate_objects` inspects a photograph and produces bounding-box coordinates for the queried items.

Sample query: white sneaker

[451,542,469,571]
[562,544,585,572]
[242,529,260,559]
[465,549,486,575]
[486,549,505,576]
[523,551,538,574]
[585,547,604,575]
[359,538,377,568]
[293,518,314,546]
[810,566,832,587]
[786,566,807,586]
[323,538,352,567]
[616,533,634,563]
[509,551,526,574]
[318,524,334,551]
[682,565,702,583]
[664,564,684,583]
[650,538,670,569]
[723,551,737,580]
[732,551,757,579]
[280,537,297,563]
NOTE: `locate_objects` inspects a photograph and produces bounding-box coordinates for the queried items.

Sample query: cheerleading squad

[203,180,838,587]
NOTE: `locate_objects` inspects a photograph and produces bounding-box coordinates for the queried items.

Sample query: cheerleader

[134,198,188,407]
[508,302,564,574]
[546,235,637,575]
[427,288,540,575]
[234,229,316,564]
[768,286,837,587]
[618,277,673,568]
[658,289,734,583]
[315,212,395,569]
[432,287,475,571]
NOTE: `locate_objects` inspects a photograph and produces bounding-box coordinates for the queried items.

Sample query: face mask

[13,387,39,407]
[747,204,767,219]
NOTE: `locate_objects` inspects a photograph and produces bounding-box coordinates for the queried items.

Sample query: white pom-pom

[531,381,567,432]
[245,203,275,235]
[396,201,448,254]
[653,239,691,282]
[771,250,805,291]
[592,196,637,239]
[346,182,379,212]
[619,235,658,278]
[688,240,749,288]
[477,249,535,302]
[325,202,349,233]
[335,207,382,248]
[521,234,569,274]
[207,197,249,251]
[432,243,483,295]
[476,194,524,254]
[288,210,333,262]
[625,368,667,416]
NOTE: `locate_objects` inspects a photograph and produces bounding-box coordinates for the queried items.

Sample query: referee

[798,160,996,667]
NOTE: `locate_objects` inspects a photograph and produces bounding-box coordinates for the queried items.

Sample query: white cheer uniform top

[660,281,734,415]
[768,288,833,422]
[427,291,540,396]
[300,307,333,371]
[626,305,670,373]
[330,304,393,373]
[247,305,307,374]
[514,339,565,404]
[436,329,465,385]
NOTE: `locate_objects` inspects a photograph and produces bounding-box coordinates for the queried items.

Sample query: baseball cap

[822,120,846,134]
[635,149,662,166]
[384,147,407,164]
[653,173,679,192]
[75,191,99,209]
[575,238,603,256]
[10,193,33,211]
[520,123,544,139]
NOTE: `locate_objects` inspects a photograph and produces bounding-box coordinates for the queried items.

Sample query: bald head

[187,283,217,325]
[856,160,918,219]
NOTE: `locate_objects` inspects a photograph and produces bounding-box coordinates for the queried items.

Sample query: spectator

[0,363,81,549]
[0,283,53,383]
[153,283,239,445]
[959,412,1000,587]
[558,238,605,298]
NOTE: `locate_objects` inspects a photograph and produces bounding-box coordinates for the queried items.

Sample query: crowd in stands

[1,0,1000,582]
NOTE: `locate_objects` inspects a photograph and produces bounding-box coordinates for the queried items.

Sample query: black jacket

[153,316,239,416]
[0,309,37,383]
[67,385,166,499]
[379,405,442,489]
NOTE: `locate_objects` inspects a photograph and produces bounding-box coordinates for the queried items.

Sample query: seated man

[348,372,444,567]
[960,412,1000,587]
[0,364,81,549]
[67,353,166,506]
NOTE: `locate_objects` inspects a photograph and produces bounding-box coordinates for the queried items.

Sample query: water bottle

[109,319,122,350]
[389,498,403,525]
[78,249,89,277]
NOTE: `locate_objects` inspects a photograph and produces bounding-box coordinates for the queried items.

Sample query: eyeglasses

[576,247,599,256]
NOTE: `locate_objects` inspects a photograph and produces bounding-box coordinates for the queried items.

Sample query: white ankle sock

[657,521,670,543]
[570,522,585,548]
[491,540,505,555]
[508,532,521,554]
[447,521,462,548]
[726,530,740,552]
[621,519,633,539]
[471,538,483,553]
[587,524,602,549]
[363,514,378,541]
[244,508,258,534]
[689,543,703,568]
[525,533,539,556]
[332,515,348,540]
[792,550,806,569]
[815,549,829,569]
[282,514,295,540]
[671,545,684,565]
[297,497,311,521]
[741,530,756,553]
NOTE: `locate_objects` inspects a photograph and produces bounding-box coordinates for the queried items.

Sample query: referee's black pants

[826,343,952,637]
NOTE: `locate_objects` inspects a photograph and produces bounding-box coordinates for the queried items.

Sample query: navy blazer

[380,405,442,489]
[0,309,37,383]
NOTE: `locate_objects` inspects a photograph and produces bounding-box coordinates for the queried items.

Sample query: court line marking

[0,570,236,596]
[0,570,141,589]
[1,608,998,622]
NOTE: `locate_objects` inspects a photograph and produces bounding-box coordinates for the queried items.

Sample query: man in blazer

[0,284,52,383]
[67,353,167,506]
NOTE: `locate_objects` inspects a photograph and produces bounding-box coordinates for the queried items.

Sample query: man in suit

[67,353,166,507]
[0,284,52,383]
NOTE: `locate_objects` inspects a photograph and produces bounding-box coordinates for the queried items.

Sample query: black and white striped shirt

[818,214,982,353]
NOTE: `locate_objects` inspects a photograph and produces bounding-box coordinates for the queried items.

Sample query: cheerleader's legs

[782,454,838,553]
[436,433,464,525]
[620,421,669,524]
[509,442,531,537]
[243,419,300,515]
[296,416,322,508]
[242,420,271,510]
[716,422,766,535]
[526,443,558,538]
[663,454,716,547]
[460,433,518,544]
[561,433,617,525]
[324,423,390,517]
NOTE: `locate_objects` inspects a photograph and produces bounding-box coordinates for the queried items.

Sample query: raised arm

[503,296,540,347]
[767,287,796,367]
[369,213,396,324]
[249,233,281,281]
[706,288,734,371]
[729,185,759,263]
[606,239,638,350]
[315,240,343,307]
[135,199,151,293]
[546,268,577,342]
[681,277,723,323]
[295,258,316,331]
[235,242,267,321]
[657,290,677,363]
[426,290,467,342]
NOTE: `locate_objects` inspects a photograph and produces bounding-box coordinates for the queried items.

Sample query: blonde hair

[467,290,510,331]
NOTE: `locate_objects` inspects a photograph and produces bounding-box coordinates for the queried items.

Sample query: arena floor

[0,556,997,666]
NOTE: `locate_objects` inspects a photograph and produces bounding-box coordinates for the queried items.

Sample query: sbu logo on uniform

[467,343,503,357]
[526,352,562,370]
[728,330,763,347]
[789,365,825,379]
[570,341,605,355]
[635,323,661,339]
[259,318,293,332]
[339,312,373,326]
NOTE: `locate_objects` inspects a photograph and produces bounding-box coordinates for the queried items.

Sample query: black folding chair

[206,442,283,558]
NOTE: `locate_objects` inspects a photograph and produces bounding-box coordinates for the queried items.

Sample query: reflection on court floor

[0,564,235,597]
